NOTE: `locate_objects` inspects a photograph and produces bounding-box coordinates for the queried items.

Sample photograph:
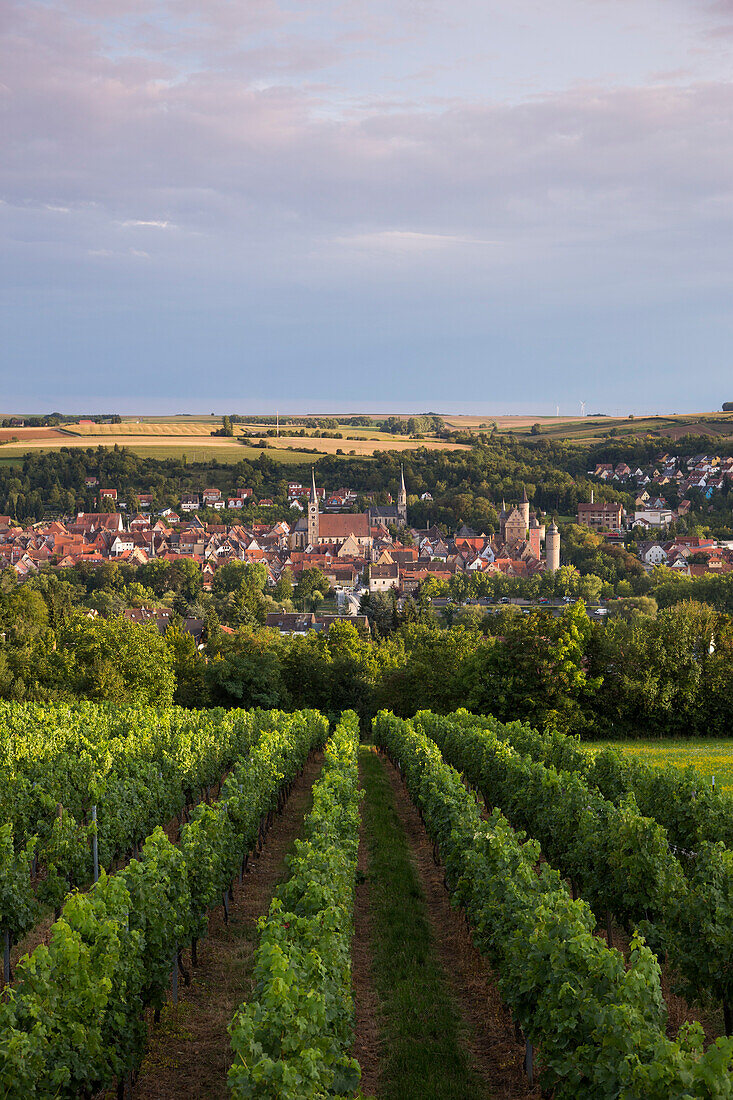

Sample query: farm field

[4,409,733,453]
[444,411,733,442]
[588,738,733,793]
[0,427,70,443]
[0,434,466,462]
[0,439,311,464]
[64,421,222,436]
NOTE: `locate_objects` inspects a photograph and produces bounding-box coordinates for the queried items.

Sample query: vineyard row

[0,709,326,1099]
[415,709,733,1034]
[228,711,362,1098]
[373,712,733,1099]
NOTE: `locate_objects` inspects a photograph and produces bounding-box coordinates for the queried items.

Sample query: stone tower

[307,467,319,547]
[546,519,560,573]
[398,464,407,525]
[520,484,530,531]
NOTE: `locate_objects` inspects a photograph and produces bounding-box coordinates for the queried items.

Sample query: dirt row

[122,751,325,1099]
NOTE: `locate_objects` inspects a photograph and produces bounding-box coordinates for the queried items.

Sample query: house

[577,501,624,532]
[634,507,674,528]
[99,488,117,503]
[122,607,205,644]
[315,614,371,636]
[369,563,400,593]
[265,612,318,635]
[637,542,669,566]
[180,494,200,512]
[110,534,135,556]
[75,512,124,532]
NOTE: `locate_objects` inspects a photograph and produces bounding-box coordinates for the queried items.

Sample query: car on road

[500,596,510,603]
[538,597,550,605]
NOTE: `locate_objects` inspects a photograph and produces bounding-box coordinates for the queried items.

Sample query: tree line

[1,562,730,740]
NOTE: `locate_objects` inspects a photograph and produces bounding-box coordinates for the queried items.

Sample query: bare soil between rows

[124,750,324,1100]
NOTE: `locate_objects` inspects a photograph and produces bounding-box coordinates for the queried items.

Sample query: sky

[2,0,733,415]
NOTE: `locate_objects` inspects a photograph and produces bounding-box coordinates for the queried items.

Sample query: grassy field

[0,441,320,465]
[588,740,733,793]
[443,411,733,443]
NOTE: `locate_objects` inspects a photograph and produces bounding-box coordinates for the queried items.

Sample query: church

[498,487,545,558]
[369,465,408,527]
[288,467,408,553]
[494,486,560,572]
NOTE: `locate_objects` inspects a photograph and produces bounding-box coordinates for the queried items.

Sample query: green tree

[294,568,330,609]
[53,615,176,705]
[467,602,600,734]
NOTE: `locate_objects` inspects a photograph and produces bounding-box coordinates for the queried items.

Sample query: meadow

[588,739,733,793]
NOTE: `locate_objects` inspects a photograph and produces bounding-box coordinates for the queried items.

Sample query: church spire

[307,467,319,547]
[397,463,407,525]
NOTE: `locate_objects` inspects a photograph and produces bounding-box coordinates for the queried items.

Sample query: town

[4,450,733,638]
[0,469,558,614]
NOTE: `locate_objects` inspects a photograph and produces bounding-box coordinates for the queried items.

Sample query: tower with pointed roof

[546,519,560,572]
[307,467,319,547]
[397,464,407,524]
[520,484,530,531]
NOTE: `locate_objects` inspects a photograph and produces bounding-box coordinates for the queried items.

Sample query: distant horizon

[0,404,727,419]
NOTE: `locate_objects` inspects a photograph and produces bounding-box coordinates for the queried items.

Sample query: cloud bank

[1,0,732,411]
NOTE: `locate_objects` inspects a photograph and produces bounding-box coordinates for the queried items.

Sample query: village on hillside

[2,458,733,633]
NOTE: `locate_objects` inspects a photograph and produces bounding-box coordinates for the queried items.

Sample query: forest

[2,432,733,538]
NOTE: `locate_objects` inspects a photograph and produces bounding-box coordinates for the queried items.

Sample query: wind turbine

[580,400,586,417]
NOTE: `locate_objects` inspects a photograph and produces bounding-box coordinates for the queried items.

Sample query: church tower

[307,467,319,547]
[546,519,560,573]
[398,464,407,525]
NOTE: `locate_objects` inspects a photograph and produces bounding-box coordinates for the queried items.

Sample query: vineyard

[2,704,733,1097]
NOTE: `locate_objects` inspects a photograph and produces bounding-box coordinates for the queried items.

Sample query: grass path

[125,751,324,1100]
[357,747,535,1100]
